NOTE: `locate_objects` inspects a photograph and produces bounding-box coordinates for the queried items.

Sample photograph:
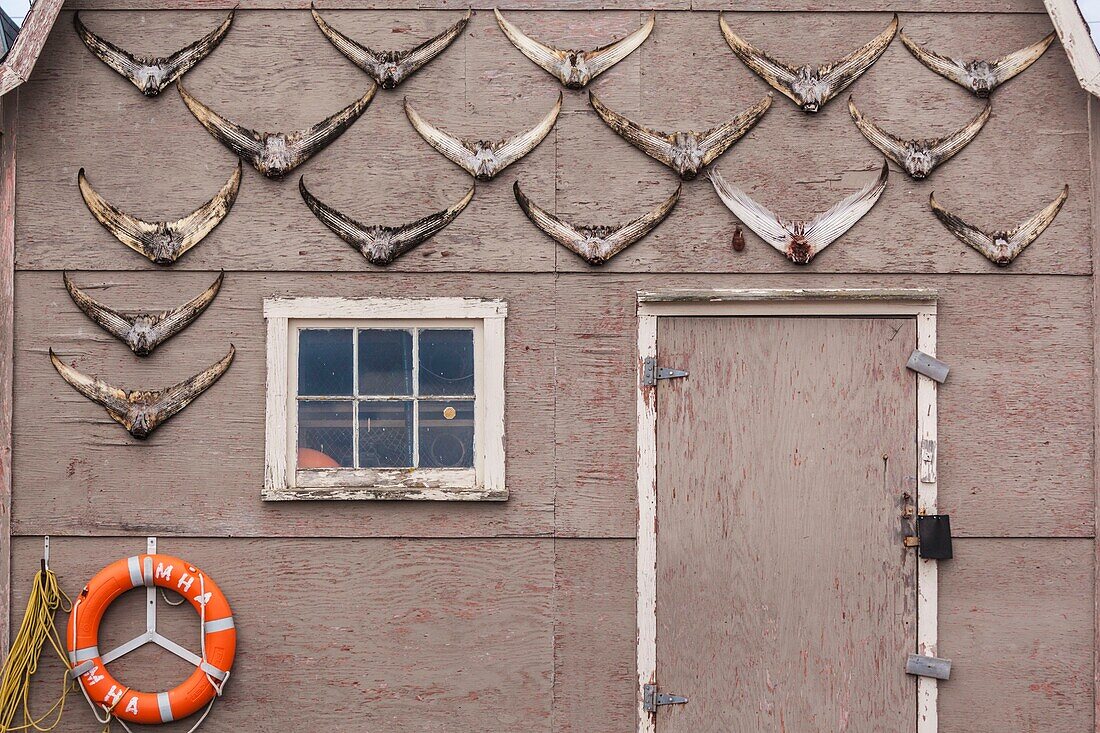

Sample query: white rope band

[203,617,234,634]
[126,557,143,588]
[67,645,98,665]
[68,659,97,678]
[199,662,229,681]
[157,692,174,722]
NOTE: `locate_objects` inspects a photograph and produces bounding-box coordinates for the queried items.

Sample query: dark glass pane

[298,329,353,396]
[358,330,413,396]
[419,329,474,396]
[418,400,474,468]
[297,401,353,468]
[359,401,413,468]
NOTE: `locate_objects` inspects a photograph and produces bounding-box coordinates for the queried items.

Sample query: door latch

[642,683,688,713]
[904,514,953,559]
[642,357,688,387]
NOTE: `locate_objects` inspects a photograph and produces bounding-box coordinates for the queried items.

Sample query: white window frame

[263,297,507,501]
[635,288,940,733]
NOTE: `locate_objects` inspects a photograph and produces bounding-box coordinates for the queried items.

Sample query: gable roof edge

[1045,0,1100,97]
[0,0,63,98]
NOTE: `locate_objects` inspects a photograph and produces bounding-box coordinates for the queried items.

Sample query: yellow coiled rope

[0,564,73,732]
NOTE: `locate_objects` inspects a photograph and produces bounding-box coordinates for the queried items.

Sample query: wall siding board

[13,11,1089,274]
[12,536,555,732]
[12,272,555,537]
[939,538,1095,731]
[622,11,1089,276]
[553,274,1094,539]
[15,10,559,274]
[24,270,1090,540]
[552,538,636,733]
[9,540,1088,730]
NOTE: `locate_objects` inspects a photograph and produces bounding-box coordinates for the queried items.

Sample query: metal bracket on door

[642,684,688,713]
[906,350,949,383]
[906,653,952,680]
[642,357,689,387]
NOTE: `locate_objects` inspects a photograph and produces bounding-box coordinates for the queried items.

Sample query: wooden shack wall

[4,1,1096,730]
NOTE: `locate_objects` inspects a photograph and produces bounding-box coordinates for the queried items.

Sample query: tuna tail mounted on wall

[64,272,224,356]
[929,186,1068,266]
[513,181,680,265]
[78,162,241,265]
[494,9,654,88]
[49,346,235,439]
[719,13,897,113]
[899,30,1055,98]
[589,92,771,180]
[178,82,378,178]
[310,5,469,89]
[74,9,234,97]
[709,159,889,265]
[848,97,990,179]
[405,92,562,181]
[299,177,475,265]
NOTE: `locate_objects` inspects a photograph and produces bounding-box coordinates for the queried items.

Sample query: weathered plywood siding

[6,2,1096,731]
[14,10,1089,274]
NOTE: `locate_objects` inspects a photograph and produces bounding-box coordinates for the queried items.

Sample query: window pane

[298,401,354,468]
[418,400,474,468]
[419,329,475,396]
[298,329,353,396]
[358,330,413,396]
[359,401,413,468]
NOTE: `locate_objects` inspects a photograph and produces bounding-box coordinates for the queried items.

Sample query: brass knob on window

[443,406,456,420]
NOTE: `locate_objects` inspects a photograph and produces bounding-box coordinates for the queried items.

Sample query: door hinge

[642,683,688,713]
[642,357,688,387]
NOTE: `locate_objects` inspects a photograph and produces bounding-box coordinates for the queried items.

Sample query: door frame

[635,288,940,733]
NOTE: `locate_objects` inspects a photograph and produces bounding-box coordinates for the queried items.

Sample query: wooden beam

[0,91,16,654]
[1088,92,1100,733]
[1044,0,1100,97]
[0,0,63,98]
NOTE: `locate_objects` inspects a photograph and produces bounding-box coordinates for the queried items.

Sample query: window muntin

[296,326,476,471]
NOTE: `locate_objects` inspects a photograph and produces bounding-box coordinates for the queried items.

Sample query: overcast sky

[1,0,28,23]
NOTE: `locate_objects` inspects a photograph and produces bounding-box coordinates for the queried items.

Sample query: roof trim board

[1045,0,1100,96]
[0,0,63,98]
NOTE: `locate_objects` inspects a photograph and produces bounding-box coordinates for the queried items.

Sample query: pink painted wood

[0,92,15,654]
[655,316,918,730]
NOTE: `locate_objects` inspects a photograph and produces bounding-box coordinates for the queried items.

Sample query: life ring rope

[66,555,235,731]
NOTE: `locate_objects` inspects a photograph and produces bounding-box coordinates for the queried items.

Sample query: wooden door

[654,316,918,732]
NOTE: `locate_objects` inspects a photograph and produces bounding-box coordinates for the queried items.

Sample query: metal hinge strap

[642,357,688,387]
[642,683,688,713]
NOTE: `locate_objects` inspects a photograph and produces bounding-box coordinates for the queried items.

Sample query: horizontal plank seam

[12,269,1096,277]
[9,532,1095,539]
[57,7,1054,14]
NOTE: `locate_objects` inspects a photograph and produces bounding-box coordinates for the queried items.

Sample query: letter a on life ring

[66,554,236,724]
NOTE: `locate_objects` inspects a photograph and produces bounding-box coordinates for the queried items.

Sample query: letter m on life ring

[155,563,173,582]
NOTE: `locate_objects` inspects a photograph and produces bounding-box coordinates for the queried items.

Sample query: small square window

[264,298,506,501]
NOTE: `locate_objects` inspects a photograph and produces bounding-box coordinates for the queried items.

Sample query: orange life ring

[66,554,236,725]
